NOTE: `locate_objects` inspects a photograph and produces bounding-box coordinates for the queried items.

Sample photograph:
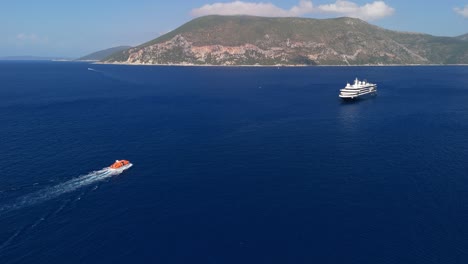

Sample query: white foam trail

[0,168,120,214]
[0,227,23,251]
[87,67,144,85]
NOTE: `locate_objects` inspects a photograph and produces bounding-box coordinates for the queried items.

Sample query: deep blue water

[1,61,468,263]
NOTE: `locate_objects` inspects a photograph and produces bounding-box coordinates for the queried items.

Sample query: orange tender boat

[109,160,131,169]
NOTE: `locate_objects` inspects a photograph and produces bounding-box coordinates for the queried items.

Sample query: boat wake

[87,67,100,73]
[0,168,122,214]
[87,67,145,85]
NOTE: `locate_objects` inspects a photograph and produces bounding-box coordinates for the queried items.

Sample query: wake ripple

[0,168,120,214]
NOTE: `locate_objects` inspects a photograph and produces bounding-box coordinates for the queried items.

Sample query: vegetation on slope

[104,15,468,65]
[78,46,131,61]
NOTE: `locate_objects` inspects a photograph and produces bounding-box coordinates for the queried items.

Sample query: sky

[0,0,466,58]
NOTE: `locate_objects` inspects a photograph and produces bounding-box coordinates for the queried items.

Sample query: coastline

[93,61,468,67]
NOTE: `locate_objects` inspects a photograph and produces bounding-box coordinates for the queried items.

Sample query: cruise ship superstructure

[339,78,377,100]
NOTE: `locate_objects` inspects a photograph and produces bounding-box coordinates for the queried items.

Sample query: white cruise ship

[339,78,377,100]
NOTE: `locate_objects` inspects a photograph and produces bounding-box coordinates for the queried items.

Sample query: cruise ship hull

[339,90,377,100]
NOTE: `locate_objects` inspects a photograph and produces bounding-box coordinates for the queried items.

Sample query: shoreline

[93,61,468,67]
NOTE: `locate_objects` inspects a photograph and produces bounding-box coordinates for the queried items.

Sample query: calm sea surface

[0,61,468,263]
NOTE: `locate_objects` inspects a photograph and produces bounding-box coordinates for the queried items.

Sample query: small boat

[339,78,377,100]
[109,160,133,171]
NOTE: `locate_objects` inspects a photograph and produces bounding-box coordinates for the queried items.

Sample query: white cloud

[17,33,37,41]
[191,0,394,21]
[454,5,468,18]
[191,0,313,17]
[15,33,49,45]
[318,1,394,20]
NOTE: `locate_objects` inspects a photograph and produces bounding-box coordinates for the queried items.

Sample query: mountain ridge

[78,46,131,61]
[457,33,468,41]
[104,15,468,66]
[0,56,73,61]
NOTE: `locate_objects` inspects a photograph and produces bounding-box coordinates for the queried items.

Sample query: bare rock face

[104,16,468,66]
[123,35,316,65]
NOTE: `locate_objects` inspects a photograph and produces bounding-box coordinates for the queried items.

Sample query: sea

[0,61,468,263]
